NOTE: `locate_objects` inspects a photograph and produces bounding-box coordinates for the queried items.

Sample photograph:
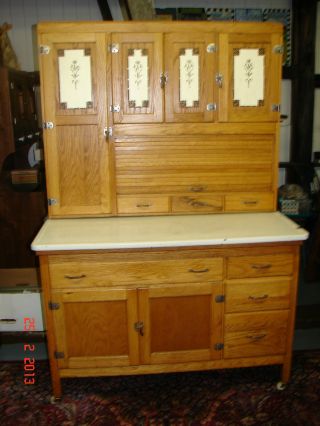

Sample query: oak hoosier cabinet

[32,21,308,398]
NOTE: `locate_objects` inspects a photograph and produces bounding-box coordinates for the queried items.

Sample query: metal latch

[207,103,217,111]
[134,321,144,336]
[109,43,119,53]
[273,45,284,54]
[207,43,216,53]
[48,198,58,206]
[160,72,168,89]
[39,45,50,55]
[215,73,223,88]
[214,343,224,351]
[110,105,120,113]
[104,127,113,137]
[272,104,281,112]
[43,122,54,129]
[48,301,60,310]
[215,295,225,303]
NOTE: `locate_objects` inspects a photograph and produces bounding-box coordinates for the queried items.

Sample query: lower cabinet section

[39,242,300,398]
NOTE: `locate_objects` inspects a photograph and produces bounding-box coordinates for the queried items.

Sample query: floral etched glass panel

[58,49,92,109]
[233,48,264,107]
[128,49,149,108]
[179,48,199,107]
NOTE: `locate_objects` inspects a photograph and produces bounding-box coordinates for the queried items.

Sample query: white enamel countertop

[31,212,308,252]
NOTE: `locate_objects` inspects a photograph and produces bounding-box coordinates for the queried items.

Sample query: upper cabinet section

[218,32,283,122]
[111,33,163,123]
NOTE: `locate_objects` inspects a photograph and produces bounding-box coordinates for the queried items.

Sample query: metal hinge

[48,198,58,206]
[109,43,119,53]
[48,301,60,310]
[39,45,50,55]
[214,343,224,351]
[215,73,223,88]
[207,43,216,53]
[110,104,120,113]
[43,121,54,129]
[273,45,284,54]
[104,126,113,137]
[54,351,64,359]
[272,104,281,112]
[207,103,217,111]
[215,295,225,303]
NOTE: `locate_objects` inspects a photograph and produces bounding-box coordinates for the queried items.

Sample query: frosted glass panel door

[179,48,199,107]
[58,49,93,109]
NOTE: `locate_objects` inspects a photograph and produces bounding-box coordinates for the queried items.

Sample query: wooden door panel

[218,32,282,122]
[52,289,139,368]
[111,33,163,123]
[165,32,216,122]
[139,283,223,364]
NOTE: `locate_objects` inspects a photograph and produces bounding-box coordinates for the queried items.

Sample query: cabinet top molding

[37,21,283,35]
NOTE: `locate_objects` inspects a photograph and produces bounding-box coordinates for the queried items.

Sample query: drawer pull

[0,318,17,323]
[243,200,258,205]
[246,333,267,342]
[190,186,204,192]
[64,274,86,280]
[136,203,151,208]
[251,264,272,270]
[188,268,209,273]
[248,294,269,301]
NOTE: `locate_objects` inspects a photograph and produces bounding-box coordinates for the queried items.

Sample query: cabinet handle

[134,321,144,336]
[251,264,272,270]
[190,186,204,192]
[136,203,151,208]
[0,318,17,323]
[246,333,267,342]
[188,268,209,273]
[243,200,258,205]
[64,274,86,280]
[248,294,269,301]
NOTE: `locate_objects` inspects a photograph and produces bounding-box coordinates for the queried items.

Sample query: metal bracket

[215,295,225,303]
[207,43,216,53]
[273,45,284,54]
[207,103,217,111]
[109,43,119,53]
[39,45,50,55]
[110,105,120,113]
[48,198,58,206]
[43,121,54,129]
[48,301,60,310]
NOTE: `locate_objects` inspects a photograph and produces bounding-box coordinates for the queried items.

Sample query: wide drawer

[117,196,169,214]
[224,310,289,359]
[225,277,291,313]
[227,253,294,279]
[225,192,274,212]
[48,254,223,288]
[172,195,223,213]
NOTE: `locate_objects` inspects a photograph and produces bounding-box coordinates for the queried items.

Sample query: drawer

[225,277,291,313]
[227,253,294,279]
[225,193,274,212]
[224,311,289,359]
[172,195,223,213]
[48,254,224,288]
[117,196,169,214]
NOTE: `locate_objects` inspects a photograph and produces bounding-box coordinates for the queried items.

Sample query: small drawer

[227,253,294,279]
[117,196,169,214]
[172,195,223,213]
[224,311,289,359]
[225,277,291,313]
[225,193,274,212]
[48,254,223,288]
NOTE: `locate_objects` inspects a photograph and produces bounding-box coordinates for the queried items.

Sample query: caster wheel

[50,395,61,403]
[276,381,286,390]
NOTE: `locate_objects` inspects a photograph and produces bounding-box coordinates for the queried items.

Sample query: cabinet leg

[281,358,291,384]
[48,358,62,399]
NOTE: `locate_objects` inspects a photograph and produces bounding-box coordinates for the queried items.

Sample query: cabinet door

[40,33,111,216]
[165,33,217,122]
[111,33,163,123]
[51,288,139,369]
[218,32,282,122]
[138,283,223,364]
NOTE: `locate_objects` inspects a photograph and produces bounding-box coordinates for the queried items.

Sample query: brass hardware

[215,295,225,303]
[134,321,144,336]
[246,334,267,342]
[243,200,258,205]
[48,302,60,310]
[215,73,223,88]
[0,318,17,323]
[136,203,151,208]
[207,43,216,53]
[160,72,168,89]
[64,274,86,280]
[251,264,271,270]
[188,268,209,273]
[248,294,269,301]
